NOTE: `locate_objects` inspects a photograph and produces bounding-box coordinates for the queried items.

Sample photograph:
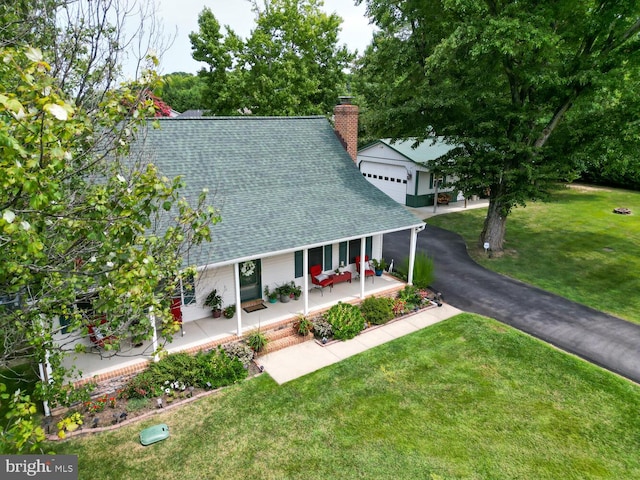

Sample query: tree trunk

[480,195,508,252]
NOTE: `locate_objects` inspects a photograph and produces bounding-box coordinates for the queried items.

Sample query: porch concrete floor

[61,273,405,382]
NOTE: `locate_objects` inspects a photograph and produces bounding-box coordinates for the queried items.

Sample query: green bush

[325,302,365,341]
[147,352,201,387]
[122,370,160,399]
[360,296,395,325]
[397,285,422,309]
[122,348,248,398]
[196,348,247,389]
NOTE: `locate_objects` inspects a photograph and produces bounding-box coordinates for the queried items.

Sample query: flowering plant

[392,299,406,316]
[84,396,107,414]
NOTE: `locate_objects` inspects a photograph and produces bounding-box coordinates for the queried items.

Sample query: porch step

[264,326,297,342]
[262,331,313,355]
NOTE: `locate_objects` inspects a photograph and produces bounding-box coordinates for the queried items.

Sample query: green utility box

[139,423,170,446]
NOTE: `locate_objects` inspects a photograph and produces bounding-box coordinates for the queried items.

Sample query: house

[148,103,426,327]
[357,138,464,207]
[57,101,426,382]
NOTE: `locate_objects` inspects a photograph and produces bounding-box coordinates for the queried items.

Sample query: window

[349,237,373,264]
[339,242,347,266]
[181,274,196,305]
[308,246,323,272]
[295,251,303,278]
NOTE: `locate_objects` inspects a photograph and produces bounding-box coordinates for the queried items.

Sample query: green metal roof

[139,117,423,267]
[368,138,457,164]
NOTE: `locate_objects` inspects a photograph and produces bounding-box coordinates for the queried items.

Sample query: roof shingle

[140,117,423,267]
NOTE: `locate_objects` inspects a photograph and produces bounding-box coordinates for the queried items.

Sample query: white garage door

[360,162,407,204]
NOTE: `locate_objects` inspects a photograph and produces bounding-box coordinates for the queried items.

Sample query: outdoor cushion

[315,273,329,282]
[139,423,170,446]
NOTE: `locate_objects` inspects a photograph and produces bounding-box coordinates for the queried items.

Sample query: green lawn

[428,185,640,323]
[52,314,640,479]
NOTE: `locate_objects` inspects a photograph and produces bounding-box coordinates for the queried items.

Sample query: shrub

[146,352,200,387]
[311,317,332,339]
[122,370,160,399]
[397,285,422,309]
[222,342,255,368]
[196,347,247,389]
[325,302,365,341]
[360,296,394,325]
[122,348,248,398]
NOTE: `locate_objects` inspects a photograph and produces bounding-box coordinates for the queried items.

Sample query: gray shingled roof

[139,117,423,267]
[369,138,457,164]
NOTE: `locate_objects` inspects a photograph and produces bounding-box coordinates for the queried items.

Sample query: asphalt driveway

[383,225,640,384]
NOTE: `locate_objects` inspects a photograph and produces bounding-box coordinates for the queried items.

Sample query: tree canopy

[190,0,354,116]
[0,0,218,419]
[153,72,207,113]
[0,46,217,407]
[355,0,640,250]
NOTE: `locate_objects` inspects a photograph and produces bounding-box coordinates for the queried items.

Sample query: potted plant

[223,304,236,319]
[370,258,387,276]
[275,282,294,303]
[245,329,268,353]
[292,283,302,300]
[204,289,222,318]
[293,315,313,336]
[264,286,277,304]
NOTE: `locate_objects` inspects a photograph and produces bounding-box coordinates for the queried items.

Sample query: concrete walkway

[407,198,489,220]
[258,304,461,384]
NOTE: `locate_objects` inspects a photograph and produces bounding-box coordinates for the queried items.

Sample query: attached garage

[359,161,407,204]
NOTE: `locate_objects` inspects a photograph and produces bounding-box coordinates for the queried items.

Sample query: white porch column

[38,351,53,417]
[408,225,425,285]
[303,248,309,316]
[234,262,242,336]
[150,307,159,363]
[359,237,366,298]
[179,277,185,336]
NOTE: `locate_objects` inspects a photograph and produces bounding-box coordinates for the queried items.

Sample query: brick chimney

[334,96,358,162]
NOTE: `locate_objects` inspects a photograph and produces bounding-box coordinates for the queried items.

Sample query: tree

[1,0,175,109]
[154,72,207,113]
[190,0,354,116]
[0,46,218,409]
[355,0,640,251]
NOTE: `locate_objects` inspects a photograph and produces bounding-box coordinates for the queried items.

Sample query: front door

[239,260,262,302]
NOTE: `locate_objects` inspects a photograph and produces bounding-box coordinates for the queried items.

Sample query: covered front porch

[61,273,406,384]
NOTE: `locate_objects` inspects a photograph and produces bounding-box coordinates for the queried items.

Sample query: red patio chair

[310,264,333,296]
[87,316,117,350]
[355,256,375,283]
